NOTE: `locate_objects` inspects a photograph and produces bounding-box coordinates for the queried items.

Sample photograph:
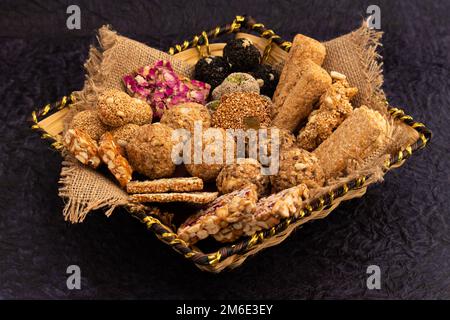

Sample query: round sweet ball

[110,123,141,148]
[185,128,236,181]
[223,38,261,71]
[246,127,297,162]
[69,109,108,141]
[216,158,269,196]
[97,89,152,127]
[270,147,325,192]
[160,102,211,132]
[212,92,272,130]
[249,64,280,97]
[126,123,175,179]
[194,56,231,90]
[211,72,260,100]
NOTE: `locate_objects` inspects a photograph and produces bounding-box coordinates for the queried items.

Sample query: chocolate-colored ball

[223,38,261,72]
[194,56,231,90]
[249,64,280,97]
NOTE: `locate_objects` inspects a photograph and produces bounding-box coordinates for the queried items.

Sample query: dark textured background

[0,0,449,299]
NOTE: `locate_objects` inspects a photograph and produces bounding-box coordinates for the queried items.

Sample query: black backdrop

[0,0,449,299]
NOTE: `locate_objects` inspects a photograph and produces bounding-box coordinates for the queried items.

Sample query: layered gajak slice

[63,128,101,169]
[177,186,258,244]
[98,132,133,188]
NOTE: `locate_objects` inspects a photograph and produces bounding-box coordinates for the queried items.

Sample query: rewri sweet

[126,123,176,179]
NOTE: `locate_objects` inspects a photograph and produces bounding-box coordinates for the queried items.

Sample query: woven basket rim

[30,15,432,272]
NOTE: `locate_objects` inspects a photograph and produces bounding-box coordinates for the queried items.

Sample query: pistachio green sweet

[211,72,260,100]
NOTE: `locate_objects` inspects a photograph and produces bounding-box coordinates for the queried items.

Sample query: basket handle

[167,15,292,56]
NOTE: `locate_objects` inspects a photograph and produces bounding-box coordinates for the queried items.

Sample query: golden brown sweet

[271,61,332,132]
[273,34,327,113]
[69,110,108,141]
[98,132,133,188]
[245,127,297,162]
[177,186,258,244]
[97,89,153,127]
[270,147,325,192]
[160,102,211,132]
[126,123,176,179]
[109,123,141,148]
[313,106,391,179]
[298,73,358,151]
[130,192,218,204]
[126,177,204,194]
[216,158,269,196]
[63,128,101,169]
[248,184,310,233]
[212,92,272,130]
[184,128,236,181]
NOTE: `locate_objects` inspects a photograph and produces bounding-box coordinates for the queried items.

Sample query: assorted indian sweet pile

[64,34,391,245]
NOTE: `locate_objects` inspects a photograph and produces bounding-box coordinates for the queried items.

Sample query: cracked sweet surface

[212,92,272,130]
[216,158,269,196]
[160,102,211,132]
[298,75,358,151]
[270,147,325,192]
[69,109,108,141]
[126,123,175,179]
[97,89,153,127]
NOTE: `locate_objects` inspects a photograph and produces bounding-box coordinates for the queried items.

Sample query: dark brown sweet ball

[223,38,261,72]
[249,64,280,97]
[194,56,231,90]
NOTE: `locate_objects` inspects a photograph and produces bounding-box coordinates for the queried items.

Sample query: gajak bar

[272,61,332,131]
[273,34,327,112]
[297,71,358,151]
[126,177,204,194]
[313,106,392,179]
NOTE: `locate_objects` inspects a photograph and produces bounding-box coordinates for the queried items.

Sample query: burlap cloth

[59,23,418,223]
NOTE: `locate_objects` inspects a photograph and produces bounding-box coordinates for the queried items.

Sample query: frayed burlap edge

[58,157,129,223]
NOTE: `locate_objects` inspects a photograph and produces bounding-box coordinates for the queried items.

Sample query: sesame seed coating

[69,109,108,141]
[97,89,153,127]
[270,147,325,192]
[126,123,175,179]
[216,158,269,196]
[185,128,236,181]
[160,102,211,132]
[212,92,272,130]
[109,123,141,148]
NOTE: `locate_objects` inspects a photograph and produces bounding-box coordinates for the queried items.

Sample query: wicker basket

[31,15,431,273]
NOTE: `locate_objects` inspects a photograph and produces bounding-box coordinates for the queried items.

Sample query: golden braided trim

[208,252,222,265]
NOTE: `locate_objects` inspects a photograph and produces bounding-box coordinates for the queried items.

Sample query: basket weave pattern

[31,16,431,272]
